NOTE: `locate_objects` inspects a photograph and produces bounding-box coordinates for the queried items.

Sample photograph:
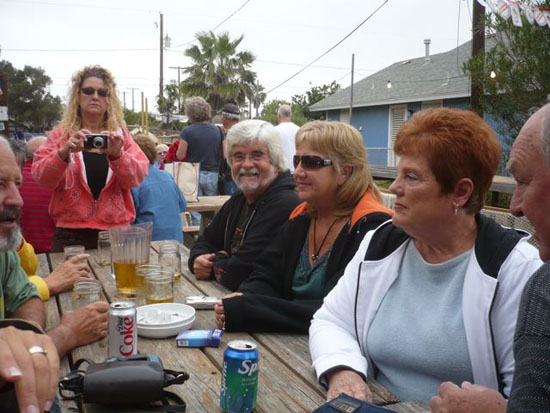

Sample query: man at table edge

[431,104,550,412]
[0,136,108,412]
[188,119,300,291]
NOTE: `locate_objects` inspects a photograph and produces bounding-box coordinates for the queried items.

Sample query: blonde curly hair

[59,65,125,133]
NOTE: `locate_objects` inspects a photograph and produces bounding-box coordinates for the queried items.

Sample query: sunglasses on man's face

[293,155,333,170]
[81,87,108,97]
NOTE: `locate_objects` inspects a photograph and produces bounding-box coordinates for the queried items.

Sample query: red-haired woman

[310,108,542,408]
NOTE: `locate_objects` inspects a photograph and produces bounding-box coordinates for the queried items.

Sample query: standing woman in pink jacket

[32,65,149,252]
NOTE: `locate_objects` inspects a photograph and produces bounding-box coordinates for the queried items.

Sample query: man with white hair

[276,104,300,172]
[189,120,300,291]
[431,105,550,412]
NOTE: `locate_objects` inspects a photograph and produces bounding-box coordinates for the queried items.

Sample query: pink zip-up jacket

[32,126,149,230]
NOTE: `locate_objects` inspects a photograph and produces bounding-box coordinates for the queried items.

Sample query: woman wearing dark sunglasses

[215,120,393,333]
[32,65,149,252]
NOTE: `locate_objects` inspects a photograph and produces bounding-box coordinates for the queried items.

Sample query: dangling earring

[453,201,459,216]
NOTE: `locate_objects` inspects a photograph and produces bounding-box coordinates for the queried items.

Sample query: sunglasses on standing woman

[81,87,109,97]
[293,155,333,171]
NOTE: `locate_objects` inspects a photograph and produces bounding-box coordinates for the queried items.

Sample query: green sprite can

[220,340,259,412]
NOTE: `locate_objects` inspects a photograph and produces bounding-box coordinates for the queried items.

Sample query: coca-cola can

[108,301,138,357]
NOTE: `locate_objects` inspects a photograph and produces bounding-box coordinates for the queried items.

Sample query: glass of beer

[64,245,85,261]
[145,271,174,305]
[136,264,162,306]
[109,223,153,297]
[158,242,182,281]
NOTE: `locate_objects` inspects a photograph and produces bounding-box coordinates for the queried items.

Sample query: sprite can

[220,340,259,412]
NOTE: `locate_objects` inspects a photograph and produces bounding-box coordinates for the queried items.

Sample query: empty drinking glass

[64,245,85,261]
[97,231,111,266]
[158,242,182,281]
[71,280,102,309]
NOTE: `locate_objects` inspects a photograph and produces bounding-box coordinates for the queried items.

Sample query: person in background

[18,136,56,253]
[276,104,300,173]
[0,137,108,412]
[8,139,25,168]
[32,65,149,252]
[132,133,187,243]
[219,103,241,195]
[215,121,393,333]
[432,104,550,412]
[176,97,223,225]
[309,108,541,406]
[189,120,300,291]
[155,143,169,168]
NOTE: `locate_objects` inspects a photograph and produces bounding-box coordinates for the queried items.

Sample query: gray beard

[0,225,23,252]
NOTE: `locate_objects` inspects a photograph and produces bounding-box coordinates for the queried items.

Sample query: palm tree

[181,31,257,112]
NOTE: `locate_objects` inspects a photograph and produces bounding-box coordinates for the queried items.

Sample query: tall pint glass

[109,223,153,296]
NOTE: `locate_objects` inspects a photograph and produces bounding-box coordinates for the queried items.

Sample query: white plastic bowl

[137,303,196,327]
[138,315,195,338]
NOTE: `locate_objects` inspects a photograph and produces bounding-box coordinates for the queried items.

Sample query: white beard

[0,225,23,252]
[234,166,277,195]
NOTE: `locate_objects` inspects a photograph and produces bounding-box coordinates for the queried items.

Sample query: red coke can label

[108,301,138,357]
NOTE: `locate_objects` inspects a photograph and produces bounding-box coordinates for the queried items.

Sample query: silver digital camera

[84,134,109,149]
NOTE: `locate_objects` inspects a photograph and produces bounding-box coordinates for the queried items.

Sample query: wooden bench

[183,225,200,249]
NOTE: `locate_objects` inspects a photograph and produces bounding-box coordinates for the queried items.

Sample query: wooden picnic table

[186,195,230,233]
[40,243,428,412]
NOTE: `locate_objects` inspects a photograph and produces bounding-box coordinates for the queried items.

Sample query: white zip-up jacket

[310,216,542,397]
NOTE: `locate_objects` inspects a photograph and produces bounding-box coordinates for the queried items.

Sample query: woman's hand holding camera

[105,131,124,159]
[58,129,124,160]
[58,129,88,161]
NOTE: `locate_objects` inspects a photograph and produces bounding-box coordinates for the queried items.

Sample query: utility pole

[159,12,164,101]
[122,91,127,110]
[349,54,355,125]
[169,66,184,113]
[127,88,139,112]
[471,0,485,115]
[0,73,8,134]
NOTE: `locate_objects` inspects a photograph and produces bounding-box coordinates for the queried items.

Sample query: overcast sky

[1,0,474,113]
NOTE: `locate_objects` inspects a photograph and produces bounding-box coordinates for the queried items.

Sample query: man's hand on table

[430,381,507,413]
[46,253,91,295]
[193,253,215,279]
[48,301,109,357]
[0,326,59,413]
[326,369,372,402]
[214,292,243,329]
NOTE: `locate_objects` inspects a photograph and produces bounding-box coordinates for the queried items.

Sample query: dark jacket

[223,190,394,334]
[188,171,300,291]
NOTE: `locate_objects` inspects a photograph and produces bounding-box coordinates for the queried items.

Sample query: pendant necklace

[312,217,339,263]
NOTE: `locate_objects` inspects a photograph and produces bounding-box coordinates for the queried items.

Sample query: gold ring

[28,346,47,356]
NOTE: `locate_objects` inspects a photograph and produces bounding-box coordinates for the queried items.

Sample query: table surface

[39,243,429,412]
[185,196,231,213]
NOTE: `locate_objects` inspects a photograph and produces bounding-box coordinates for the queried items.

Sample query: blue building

[309,38,505,168]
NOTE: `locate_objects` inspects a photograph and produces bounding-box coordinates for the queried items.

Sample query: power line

[266,0,390,94]
[171,0,252,48]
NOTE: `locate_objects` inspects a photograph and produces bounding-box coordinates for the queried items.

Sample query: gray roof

[310,38,496,111]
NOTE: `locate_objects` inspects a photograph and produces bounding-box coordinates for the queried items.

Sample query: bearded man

[188,120,300,291]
